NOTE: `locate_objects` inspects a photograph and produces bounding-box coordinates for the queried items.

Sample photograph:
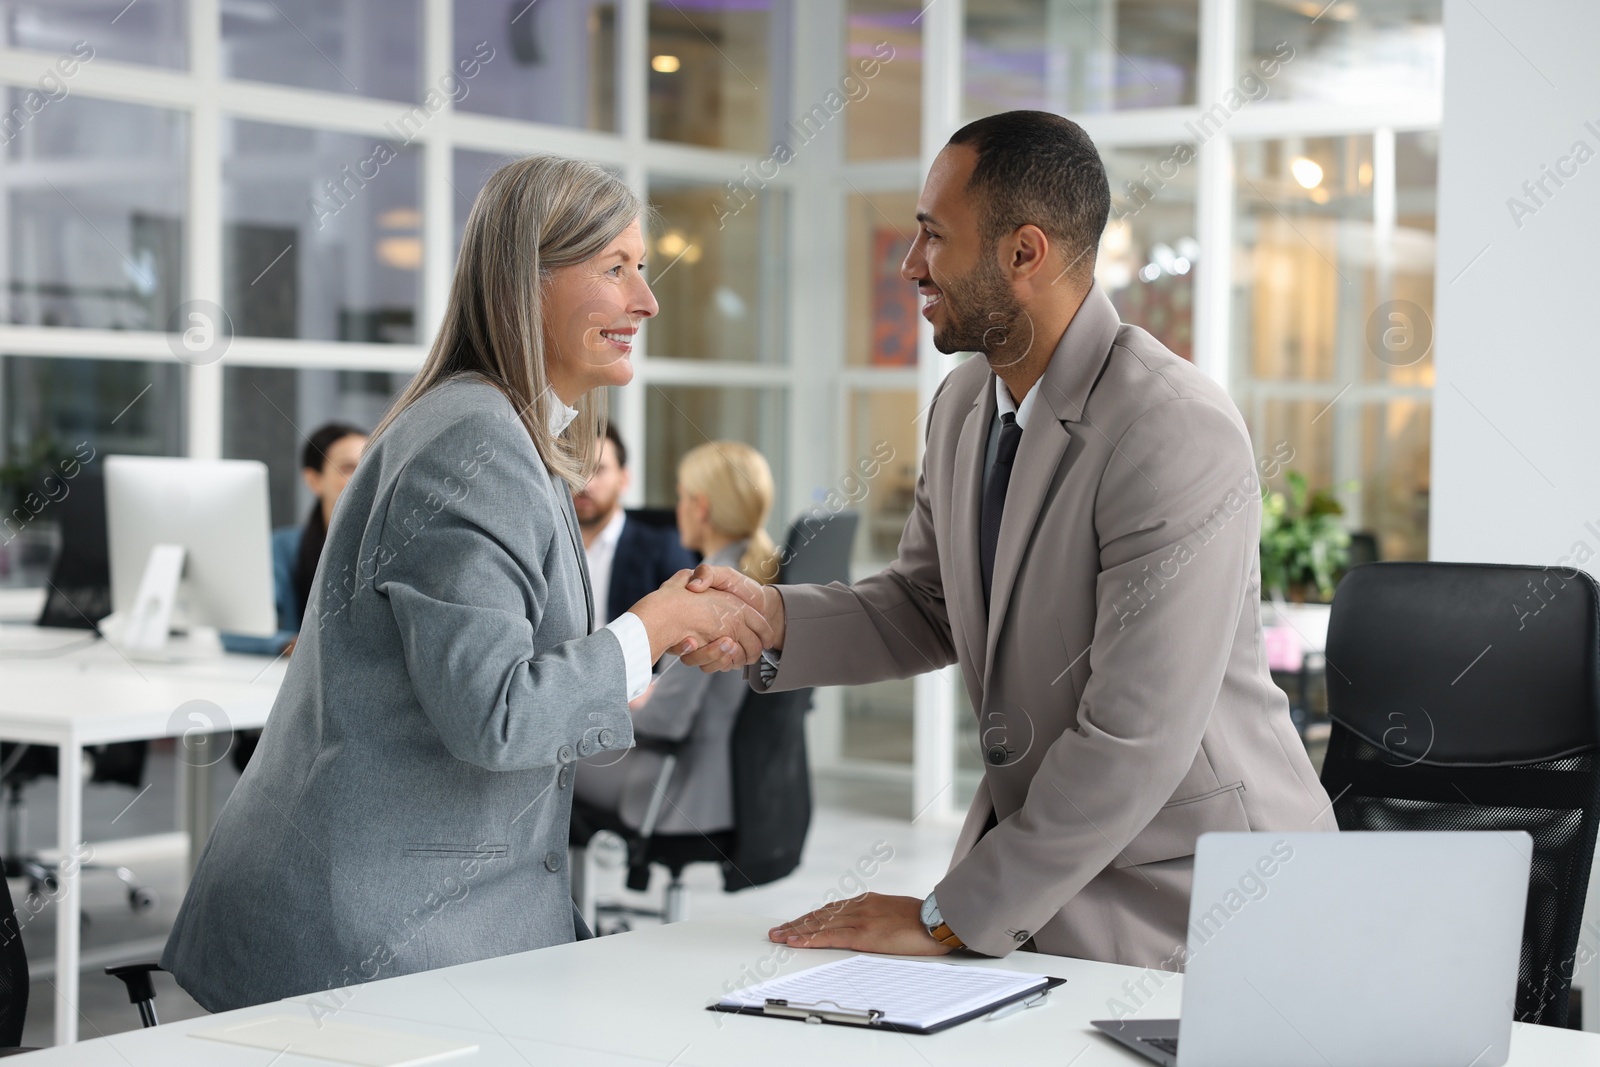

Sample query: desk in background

[0,615,283,1045]
[12,917,1598,1065]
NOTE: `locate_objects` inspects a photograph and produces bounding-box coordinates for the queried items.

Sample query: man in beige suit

[684,110,1335,969]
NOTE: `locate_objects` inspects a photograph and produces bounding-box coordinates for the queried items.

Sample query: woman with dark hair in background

[223,422,368,658]
[223,422,366,769]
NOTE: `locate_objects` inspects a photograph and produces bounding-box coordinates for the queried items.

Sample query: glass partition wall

[0,0,1440,819]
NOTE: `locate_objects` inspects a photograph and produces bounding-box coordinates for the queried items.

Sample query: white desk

[0,625,283,1045]
[13,917,1599,1065]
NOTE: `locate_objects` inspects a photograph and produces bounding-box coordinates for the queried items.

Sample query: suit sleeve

[374,412,634,772]
[934,398,1259,956]
[748,387,958,693]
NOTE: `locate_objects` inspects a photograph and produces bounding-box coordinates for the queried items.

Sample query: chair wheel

[128,887,157,913]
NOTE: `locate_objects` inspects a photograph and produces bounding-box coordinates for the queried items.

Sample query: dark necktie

[979,411,1023,608]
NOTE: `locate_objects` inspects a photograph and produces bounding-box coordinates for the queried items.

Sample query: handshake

[629,564,787,673]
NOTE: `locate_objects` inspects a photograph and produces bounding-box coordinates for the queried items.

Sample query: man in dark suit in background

[576,422,697,628]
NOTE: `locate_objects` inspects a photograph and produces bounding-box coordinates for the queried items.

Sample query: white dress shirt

[547,396,650,701]
[585,508,627,628]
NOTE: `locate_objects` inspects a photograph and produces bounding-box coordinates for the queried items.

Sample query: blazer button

[577,738,593,757]
[558,765,572,789]
[598,728,615,748]
[987,744,1008,765]
[1013,930,1030,943]
[544,851,562,872]
[558,745,575,764]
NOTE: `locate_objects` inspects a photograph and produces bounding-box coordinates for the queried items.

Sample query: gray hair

[373,154,645,491]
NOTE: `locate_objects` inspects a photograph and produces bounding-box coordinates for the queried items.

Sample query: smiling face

[542,219,659,405]
[901,145,1028,360]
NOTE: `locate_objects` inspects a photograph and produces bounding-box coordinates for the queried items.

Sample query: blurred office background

[0,0,1441,819]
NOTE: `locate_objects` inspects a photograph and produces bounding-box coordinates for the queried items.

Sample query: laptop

[1091,831,1530,1067]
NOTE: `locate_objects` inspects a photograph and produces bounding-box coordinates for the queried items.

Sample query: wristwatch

[920,892,965,949]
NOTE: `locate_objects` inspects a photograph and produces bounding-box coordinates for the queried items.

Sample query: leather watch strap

[928,921,965,950]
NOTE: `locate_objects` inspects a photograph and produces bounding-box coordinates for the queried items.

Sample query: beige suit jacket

[753,284,1335,967]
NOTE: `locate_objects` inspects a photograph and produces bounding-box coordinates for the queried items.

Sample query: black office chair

[579,510,858,928]
[0,864,34,1055]
[4,470,157,916]
[1,745,158,917]
[1319,561,1600,1029]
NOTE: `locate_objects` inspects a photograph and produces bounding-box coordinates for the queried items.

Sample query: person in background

[222,422,366,770]
[222,422,368,658]
[573,440,778,838]
[575,421,695,628]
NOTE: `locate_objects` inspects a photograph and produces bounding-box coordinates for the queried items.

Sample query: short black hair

[946,110,1110,283]
[302,422,367,473]
[600,421,627,468]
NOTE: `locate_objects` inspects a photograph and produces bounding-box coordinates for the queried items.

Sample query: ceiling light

[652,54,681,73]
[1290,157,1324,189]
[379,208,422,230]
[377,236,422,269]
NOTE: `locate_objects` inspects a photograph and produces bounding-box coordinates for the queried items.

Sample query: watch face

[919,895,939,927]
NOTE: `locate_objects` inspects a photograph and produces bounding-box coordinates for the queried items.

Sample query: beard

[574,489,619,528]
[930,250,1031,369]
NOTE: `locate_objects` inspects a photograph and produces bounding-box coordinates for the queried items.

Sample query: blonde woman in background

[573,440,780,839]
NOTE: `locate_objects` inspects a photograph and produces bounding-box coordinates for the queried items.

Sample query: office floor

[9,748,961,1048]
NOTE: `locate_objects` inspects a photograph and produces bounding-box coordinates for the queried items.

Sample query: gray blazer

[753,284,1334,967]
[162,376,634,1011]
[574,541,750,835]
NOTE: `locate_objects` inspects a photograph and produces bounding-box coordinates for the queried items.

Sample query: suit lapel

[983,415,1071,679]
[556,486,596,635]
[952,386,994,690]
[980,283,1122,686]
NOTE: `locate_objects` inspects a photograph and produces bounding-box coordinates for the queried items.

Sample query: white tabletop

[0,625,283,745]
[15,917,1598,1065]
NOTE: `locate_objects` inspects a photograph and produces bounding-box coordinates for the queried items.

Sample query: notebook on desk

[710,954,1065,1034]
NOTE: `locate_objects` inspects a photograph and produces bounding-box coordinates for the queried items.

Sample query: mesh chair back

[1320,562,1600,1027]
[0,861,28,1047]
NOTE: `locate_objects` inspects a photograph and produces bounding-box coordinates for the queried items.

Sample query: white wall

[1433,0,1600,1029]
[1432,0,1600,567]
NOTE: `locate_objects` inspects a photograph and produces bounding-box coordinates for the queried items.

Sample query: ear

[620,464,632,494]
[302,468,321,495]
[1005,223,1051,283]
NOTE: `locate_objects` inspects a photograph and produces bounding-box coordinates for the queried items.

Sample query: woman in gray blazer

[162,156,773,1011]
[574,441,779,835]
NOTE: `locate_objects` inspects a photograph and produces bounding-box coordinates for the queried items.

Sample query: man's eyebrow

[915,211,941,227]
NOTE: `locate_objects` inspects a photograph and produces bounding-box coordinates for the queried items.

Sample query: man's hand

[767,893,952,955]
[677,564,786,672]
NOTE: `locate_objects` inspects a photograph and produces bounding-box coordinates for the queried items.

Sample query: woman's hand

[629,570,776,668]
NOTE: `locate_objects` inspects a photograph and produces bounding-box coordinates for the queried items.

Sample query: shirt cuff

[757,649,781,686]
[605,612,652,700]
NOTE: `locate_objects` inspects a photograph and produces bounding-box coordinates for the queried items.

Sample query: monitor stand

[121,544,186,657]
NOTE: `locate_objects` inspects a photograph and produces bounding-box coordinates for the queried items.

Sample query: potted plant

[1259,471,1353,605]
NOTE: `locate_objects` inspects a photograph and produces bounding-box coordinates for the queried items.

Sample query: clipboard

[707,956,1067,1035]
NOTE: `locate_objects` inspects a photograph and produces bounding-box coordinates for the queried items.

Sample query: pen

[986,990,1049,1021]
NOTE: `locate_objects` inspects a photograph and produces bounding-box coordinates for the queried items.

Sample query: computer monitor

[104,455,276,654]
[38,468,111,629]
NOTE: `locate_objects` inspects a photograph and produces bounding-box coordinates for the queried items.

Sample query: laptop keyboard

[1140,1036,1180,1057]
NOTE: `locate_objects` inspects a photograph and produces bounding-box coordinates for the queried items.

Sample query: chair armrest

[105,961,164,1027]
[631,733,688,756]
